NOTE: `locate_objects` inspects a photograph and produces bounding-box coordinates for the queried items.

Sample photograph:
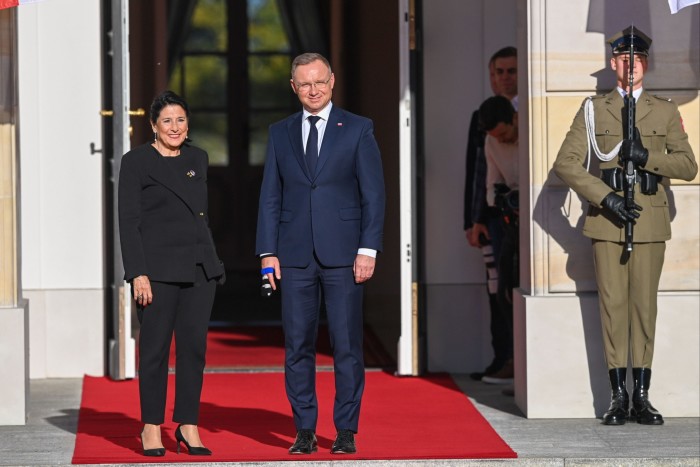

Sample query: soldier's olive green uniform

[554,89,697,369]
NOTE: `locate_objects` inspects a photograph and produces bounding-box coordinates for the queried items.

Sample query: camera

[479,234,498,295]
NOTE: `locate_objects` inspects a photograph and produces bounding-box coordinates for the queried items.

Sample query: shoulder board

[652,94,672,102]
[579,94,603,108]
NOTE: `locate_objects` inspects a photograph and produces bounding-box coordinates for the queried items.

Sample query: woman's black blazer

[118,142,224,283]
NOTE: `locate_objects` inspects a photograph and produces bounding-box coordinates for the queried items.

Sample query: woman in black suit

[118,91,224,457]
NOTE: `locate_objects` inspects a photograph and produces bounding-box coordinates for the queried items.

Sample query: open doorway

[120,0,403,369]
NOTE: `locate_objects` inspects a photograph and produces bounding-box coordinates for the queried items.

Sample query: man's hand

[353,254,376,283]
[469,223,490,247]
[465,228,474,246]
[261,256,281,290]
[601,192,642,224]
[620,127,649,167]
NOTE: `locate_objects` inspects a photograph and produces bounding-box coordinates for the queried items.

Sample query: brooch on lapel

[337,122,343,127]
[186,170,196,178]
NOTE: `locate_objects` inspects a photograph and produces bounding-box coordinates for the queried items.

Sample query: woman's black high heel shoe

[175,424,212,455]
[140,432,165,457]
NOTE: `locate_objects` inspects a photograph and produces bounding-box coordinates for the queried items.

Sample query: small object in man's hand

[261,276,273,297]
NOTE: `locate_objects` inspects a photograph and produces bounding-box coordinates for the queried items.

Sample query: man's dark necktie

[306,115,321,176]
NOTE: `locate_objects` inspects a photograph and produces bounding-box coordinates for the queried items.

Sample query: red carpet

[72,372,517,463]
[154,325,394,369]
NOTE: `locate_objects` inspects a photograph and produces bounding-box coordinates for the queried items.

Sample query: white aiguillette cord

[562,98,623,219]
[584,97,623,171]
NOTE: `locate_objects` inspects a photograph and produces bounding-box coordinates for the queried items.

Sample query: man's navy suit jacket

[255,105,385,267]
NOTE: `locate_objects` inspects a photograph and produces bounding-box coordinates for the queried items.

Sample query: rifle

[622,26,637,252]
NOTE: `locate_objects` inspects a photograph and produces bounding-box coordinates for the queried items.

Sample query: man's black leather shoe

[331,429,356,454]
[288,429,317,454]
[469,359,505,381]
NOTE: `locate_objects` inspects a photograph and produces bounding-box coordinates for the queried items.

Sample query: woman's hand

[133,275,153,307]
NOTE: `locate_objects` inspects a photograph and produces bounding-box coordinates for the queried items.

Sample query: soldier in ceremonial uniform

[554,26,697,426]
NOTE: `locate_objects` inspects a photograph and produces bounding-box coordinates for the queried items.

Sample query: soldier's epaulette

[652,94,672,102]
[578,94,604,108]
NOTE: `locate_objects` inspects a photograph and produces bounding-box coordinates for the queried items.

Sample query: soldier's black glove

[620,127,649,167]
[601,192,642,224]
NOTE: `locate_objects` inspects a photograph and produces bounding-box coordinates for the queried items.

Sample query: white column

[0,7,29,424]
[18,0,105,379]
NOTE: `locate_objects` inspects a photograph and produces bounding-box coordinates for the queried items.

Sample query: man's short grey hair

[291,53,332,80]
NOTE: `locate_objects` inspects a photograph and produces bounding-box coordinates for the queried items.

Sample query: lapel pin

[337,122,343,126]
[187,170,196,177]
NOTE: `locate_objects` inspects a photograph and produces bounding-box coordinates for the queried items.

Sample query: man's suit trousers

[281,258,365,432]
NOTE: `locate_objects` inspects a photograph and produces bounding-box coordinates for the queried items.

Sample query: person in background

[476,95,520,385]
[463,46,518,382]
[256,53,385,455]
[119,90,225,456]
[554,26,697,425]
[492,46,518,110]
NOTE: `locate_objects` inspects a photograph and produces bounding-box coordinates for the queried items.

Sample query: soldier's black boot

[630,368,664,425]
[602,368,629,425]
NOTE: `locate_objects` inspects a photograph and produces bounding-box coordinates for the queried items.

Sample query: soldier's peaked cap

[607,25,652,56]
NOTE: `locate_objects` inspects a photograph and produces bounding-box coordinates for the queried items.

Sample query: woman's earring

[153,132,157,143]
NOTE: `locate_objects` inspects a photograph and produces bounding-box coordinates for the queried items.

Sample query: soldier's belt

[600,167,660,195]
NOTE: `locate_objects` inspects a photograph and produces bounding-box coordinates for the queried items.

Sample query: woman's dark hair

[149,90,190,123]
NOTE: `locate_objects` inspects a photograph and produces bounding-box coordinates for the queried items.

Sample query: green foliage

[249,54,292,110]
[248,0,290,52]
[169,0,295,166]
[186,0,227,52]
[184,56,228,109]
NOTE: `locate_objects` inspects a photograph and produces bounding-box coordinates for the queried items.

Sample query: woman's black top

[118,143,224,283]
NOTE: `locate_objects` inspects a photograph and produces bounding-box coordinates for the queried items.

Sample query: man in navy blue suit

[255,53,385,455]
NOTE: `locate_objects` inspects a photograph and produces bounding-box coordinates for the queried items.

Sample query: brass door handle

[100,108,146,117]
